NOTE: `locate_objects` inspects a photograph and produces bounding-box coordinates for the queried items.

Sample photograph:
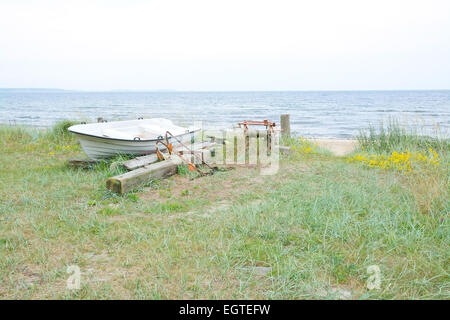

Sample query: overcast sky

[1,0,449,91]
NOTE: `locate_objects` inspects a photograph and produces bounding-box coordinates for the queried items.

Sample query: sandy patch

[309,138,358,156]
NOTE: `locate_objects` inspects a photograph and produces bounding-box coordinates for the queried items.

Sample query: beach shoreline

[309,138,358,156]
[0,122,359,157]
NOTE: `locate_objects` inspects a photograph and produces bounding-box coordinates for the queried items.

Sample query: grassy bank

[0,123,448,299]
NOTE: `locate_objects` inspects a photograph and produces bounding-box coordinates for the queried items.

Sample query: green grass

[0,122,448,299]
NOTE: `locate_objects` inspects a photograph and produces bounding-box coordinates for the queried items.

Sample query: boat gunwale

[68,128,200,142]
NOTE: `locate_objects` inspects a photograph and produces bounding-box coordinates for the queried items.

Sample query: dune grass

[0,121,448,299]
[357,118,449,154]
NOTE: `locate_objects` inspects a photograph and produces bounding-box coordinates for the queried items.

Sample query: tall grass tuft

[0,120,81,152]
[357,118,449,154]
[50,120,79,141]
[0,125,36,143]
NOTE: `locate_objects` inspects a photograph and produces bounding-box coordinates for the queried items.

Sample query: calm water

[0,90,449,138]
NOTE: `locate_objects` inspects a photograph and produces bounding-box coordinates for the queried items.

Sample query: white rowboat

[68,118,199,160]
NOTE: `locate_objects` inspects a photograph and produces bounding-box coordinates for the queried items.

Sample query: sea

[0,90,449,138]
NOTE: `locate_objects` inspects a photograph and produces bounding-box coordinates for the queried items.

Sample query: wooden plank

[173,141,213,152]
[187,148,215,165]
[121,142,215,170]
[107,157,183,194]
[279,146,291,155]
[174,142,217,166]
[68,158,99,169]
[121,154,159,170]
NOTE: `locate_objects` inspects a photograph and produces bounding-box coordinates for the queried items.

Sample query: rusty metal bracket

[237,120,277,133]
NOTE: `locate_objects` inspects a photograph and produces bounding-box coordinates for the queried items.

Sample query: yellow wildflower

[347,148,439,173]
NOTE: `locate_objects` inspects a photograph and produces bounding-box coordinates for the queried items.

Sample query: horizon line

[1,88,450,92]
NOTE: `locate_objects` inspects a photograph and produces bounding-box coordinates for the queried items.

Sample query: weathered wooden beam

[68,158,99,169]
[106,156,182,194]
[185,147,216,165]
[120,142,214,171]
[173,141,214,153]
[279,146,291,155]
[280,114,290,138]
[121,154,159,171]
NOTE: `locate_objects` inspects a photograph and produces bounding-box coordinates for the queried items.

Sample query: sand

[308,138,358,156]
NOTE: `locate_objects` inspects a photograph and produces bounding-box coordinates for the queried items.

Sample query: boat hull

[74,132,194,160]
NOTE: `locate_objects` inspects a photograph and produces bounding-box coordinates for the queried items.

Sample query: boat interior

[69,118,195,141]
